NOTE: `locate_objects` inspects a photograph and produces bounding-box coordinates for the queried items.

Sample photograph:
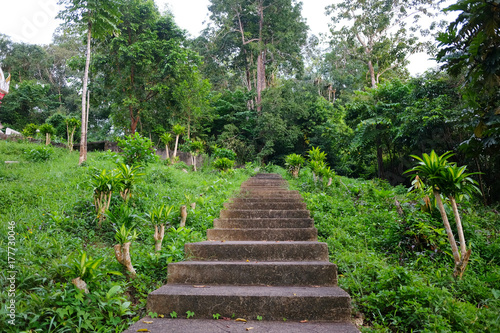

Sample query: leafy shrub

[24,146,54,162]
[285,153,305,178]
[47,113,67,138]
[39,123,55,136]
[116,132,158,165]
[22,123,38,137]
[211,145,237,160]
[213,157,235,172]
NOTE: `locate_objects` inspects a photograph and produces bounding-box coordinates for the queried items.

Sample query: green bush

[211,145,237,161]
[24,145,54,162]
[116,132,158,165]
[213,157,235,172]
[22,123,38,137]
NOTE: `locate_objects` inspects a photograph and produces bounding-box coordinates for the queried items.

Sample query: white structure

[0,67,11,101]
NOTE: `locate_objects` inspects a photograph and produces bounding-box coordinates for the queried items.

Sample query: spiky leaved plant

[285,153,305,178]
[405,150,481,279]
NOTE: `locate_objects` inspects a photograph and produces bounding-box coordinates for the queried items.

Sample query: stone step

[223,201,307,210]
[220,209,310,219]
[230,197,304,203]
[213,217,314,229]
[207,228,318,241]
[123,318,360,333]
[185,241,329,261]
[241,183,287,187]
[147,285,351,321]
[240,187,288,191]
[168,261,337,286]
[238,191,302,199]
[238,195,304,201]
[243,178,287,183]
[253,173,283,179]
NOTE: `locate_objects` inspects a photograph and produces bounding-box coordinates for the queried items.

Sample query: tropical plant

[172,124,185,160]
[116,132,158,165]
[90,168,120,226]
[213,157,235,172]
[113,223,138,278]
[115,163,144,201]
[307,146,327,162]
[22,123,38,138]
[211,145,237,161]
[284,153,305,178]
[307,147,328,183]
[147,204,174,252]
[105,204,142,230]
[24,146,53,162]
[39,123,55,145]
[405,150,481,278]
[160,132,173,160]
[65,117,80,151]
[190,140,204,172]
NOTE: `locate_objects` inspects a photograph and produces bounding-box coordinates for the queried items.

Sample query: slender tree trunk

[173,135,180,160]
[66,122,70,150]
[165,145,170,160]
[79,25,92,165]
[193,154,197,172]
[69,128,75,152]
[368,60,377,88]
[45,133,50,145]
[180,205,187,227]
[449,196,467,255]
[433,190,461,266]
[130,105,139,135]
[154,224,165,252]
[114,242,136,278]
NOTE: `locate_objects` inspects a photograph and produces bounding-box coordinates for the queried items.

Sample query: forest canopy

[0,0,499,202]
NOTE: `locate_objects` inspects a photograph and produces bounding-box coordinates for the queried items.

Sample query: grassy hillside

[0,140,254,332]
[282,167,500,332]
[1,139,499,332]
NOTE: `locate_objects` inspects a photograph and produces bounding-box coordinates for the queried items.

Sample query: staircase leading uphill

[124,174,359,332]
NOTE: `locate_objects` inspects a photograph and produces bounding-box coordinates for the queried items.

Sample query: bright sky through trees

[0,0,453,75]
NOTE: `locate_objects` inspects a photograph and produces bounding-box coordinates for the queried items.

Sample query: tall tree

[94,0,192,135]
[205,0,308,108]
[326,0,443,88]
[58,0,122,164]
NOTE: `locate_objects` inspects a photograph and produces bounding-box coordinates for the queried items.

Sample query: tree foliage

[326,0,443,88]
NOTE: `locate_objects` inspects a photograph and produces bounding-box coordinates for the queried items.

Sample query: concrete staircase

[124,174,359,332]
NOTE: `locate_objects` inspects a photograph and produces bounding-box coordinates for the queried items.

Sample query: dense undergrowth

[279,166,500,332]
[0,140,254,332]
[1,140,499,332]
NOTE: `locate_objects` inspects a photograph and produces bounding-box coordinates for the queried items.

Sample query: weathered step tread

[207,227,318,241]
[185,241,328,261]
[214,218,314,229]
[220,210,310,218]
[123,318,360,333]
[147,285,351,321]
[167,260,337,286]
[224,202,307,210]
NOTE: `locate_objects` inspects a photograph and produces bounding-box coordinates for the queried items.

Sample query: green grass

[1,140,499,332]
[286,167,500,332]
[0,140,254,332]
